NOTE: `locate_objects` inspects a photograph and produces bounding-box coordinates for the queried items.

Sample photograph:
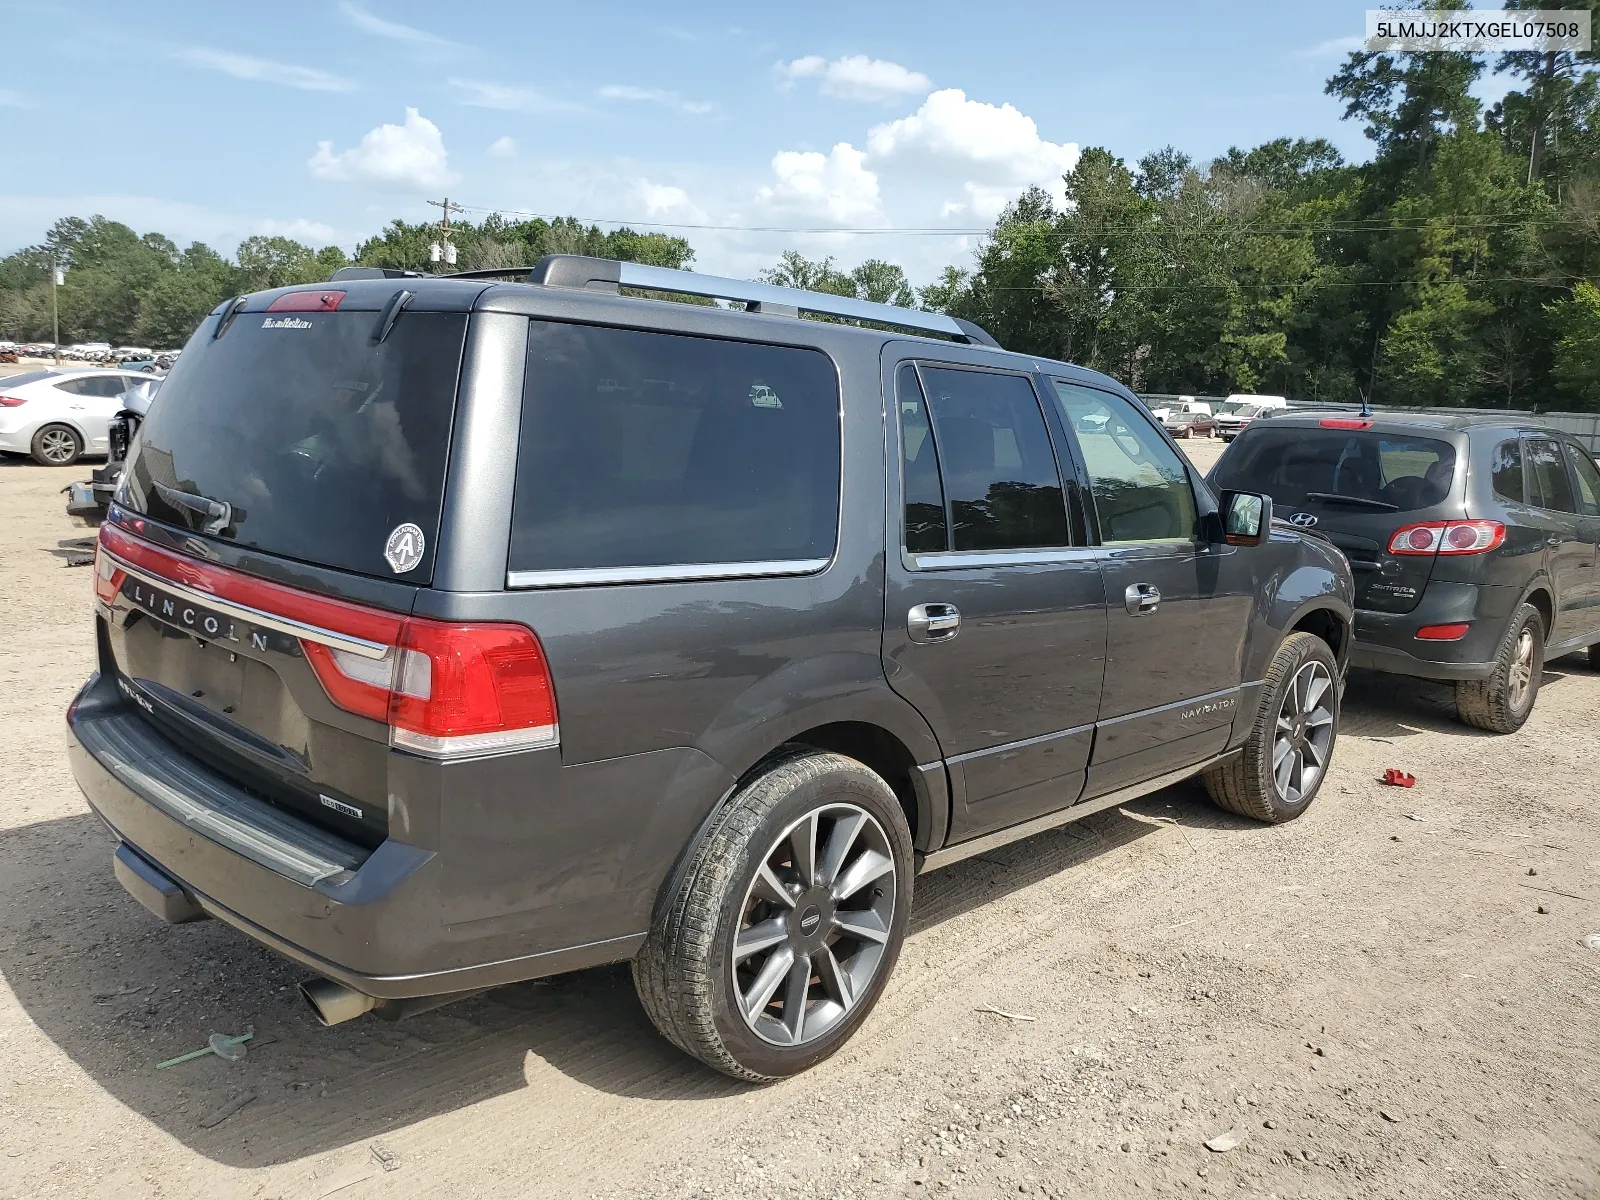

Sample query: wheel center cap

[798,905,822,935]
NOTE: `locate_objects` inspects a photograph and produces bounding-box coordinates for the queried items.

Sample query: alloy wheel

[1272,660,1335,804]
[731,804,897,1047]
[39,428,77,464]
[1507,628,1535,708]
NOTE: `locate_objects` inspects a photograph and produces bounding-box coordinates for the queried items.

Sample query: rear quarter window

[508,322,841,574]
[1490,439,1525,504]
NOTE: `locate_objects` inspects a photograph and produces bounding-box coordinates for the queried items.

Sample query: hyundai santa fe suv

[1210,412,1600,734]
[68,255,1354,1080]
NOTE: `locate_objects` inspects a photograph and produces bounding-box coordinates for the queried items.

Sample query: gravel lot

[1,440,1597,1200]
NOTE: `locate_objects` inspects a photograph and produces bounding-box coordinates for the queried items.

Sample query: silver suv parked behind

[68,257,1354,1080]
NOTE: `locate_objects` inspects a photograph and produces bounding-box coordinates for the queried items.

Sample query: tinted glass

[1491,439,1525,504]
[88,375,134,397]
[124,310,465,580]
[1566,442,1600,517]
[1527,437,1574,512]
[52,377,95,396]
[510,321,840,571]
[1211,427,1457,514]
[1052,381,1197,542]
[918,367,1066,551]
[897,363,948,553]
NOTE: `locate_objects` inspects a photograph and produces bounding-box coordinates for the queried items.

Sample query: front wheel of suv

[1455,603,1544,734]
[633,749,913,1081]
[1203,632,1339,823]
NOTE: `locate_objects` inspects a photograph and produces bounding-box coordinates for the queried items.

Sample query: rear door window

[1527,437,1575,513]
[1211,427,1457,513]
[897,364,949,553]
[123,310,466,581]
[915,366,1067,552]
[1491,439,1526,504]
[509,321,840,573]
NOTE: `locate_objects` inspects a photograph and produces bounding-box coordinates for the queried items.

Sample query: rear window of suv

[1212,426,1457,512]
[509,321,840,576]
[122,309,466,580]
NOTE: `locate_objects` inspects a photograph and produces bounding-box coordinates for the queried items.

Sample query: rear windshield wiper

[153,481,234,535]
[1302,491,1399,512]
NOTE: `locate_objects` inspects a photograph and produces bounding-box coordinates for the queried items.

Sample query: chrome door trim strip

[106,552,391,660]
[945,721,1095,766]
[908,547,1099,570]
[506,557,830,589]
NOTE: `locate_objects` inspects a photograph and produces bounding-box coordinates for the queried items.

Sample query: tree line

[2,16,1595,408]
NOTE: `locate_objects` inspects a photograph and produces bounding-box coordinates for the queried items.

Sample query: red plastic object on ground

[1382,768,1416,788]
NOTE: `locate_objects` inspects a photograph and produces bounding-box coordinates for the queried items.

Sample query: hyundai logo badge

[1288,512,1319,527]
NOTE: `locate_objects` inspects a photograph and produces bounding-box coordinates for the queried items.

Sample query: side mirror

[1219,490,1272,547]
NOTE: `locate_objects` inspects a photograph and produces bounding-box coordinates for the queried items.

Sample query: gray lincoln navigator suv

[67,255,1354,1080]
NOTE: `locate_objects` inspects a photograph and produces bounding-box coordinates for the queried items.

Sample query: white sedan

[0,368,157,465]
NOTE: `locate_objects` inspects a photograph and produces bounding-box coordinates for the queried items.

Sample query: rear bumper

[1348,580,1516,680]
[67,671,672,999]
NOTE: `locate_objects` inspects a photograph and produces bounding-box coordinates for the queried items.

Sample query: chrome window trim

[106,551,391,660]
[506,557,831,590]
[908,547,1097,570]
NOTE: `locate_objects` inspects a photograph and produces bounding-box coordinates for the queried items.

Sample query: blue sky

[0,0,1518,283]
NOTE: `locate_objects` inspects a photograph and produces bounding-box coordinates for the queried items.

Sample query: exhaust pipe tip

[299,977,377,1027]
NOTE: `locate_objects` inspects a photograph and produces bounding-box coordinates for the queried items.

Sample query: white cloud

[776,55,931,103]
[174,46,355,92]
[450,78,585,115]
[866,88,1079,206]
[257,218,338,243]
[599,85,714,115]
[307,108,458,192]
[636,181,708,224]
[487,136,517,159]
[339,1,456,46]
[757,142,881,223]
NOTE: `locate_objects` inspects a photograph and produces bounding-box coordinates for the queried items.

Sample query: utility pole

[50,254,64,365]
[427,197,464,269]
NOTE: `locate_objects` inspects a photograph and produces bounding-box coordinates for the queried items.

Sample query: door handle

[1124,583,1161,615]
[1547,536,1563,547]
[907,602,961,643]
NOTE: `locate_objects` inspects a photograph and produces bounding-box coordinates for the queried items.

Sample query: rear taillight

[96,522,558,759]
[1416,623,1471,641]
[93,530,126,605]
[1386,520,1505,556]
[0,394,25,407]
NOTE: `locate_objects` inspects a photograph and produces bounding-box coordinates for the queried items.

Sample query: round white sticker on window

[384,523,425,574]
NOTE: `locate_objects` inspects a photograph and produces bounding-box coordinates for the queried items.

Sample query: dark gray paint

[69,273,1357,1002]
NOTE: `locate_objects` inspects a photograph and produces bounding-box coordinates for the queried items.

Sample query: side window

[1566,442,1600,517]
[896,364,948,553]
[508,321,841,573]
[916,366,1068,552]
[1490,439,1525,504]
[53,377,93,396]
[89,376,132,397]
[1527,437,1575,513]
[1050,381,1198,543]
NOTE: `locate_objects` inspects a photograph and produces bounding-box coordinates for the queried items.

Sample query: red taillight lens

[1387,520,1504,556]
[98,523,558,759]
[1416,623,1471,641]
[93,530,126,605]
[266,290,345,312]
[0,394,26,407]
[1320,418,1373,429]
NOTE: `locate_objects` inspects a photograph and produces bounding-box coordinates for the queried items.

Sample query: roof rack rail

[457,254,1001,347]
[326,266,432,281]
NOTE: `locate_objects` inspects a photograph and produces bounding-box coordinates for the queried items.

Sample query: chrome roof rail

[460,254,1000,347]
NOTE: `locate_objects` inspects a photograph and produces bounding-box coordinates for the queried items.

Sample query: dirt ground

[1,440,1597,1200]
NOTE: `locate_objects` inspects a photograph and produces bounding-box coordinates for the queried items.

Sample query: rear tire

[633,749,913,1081]
[1455,603,1543,734]
[1203,632,1339,823]
[31,423,82,466]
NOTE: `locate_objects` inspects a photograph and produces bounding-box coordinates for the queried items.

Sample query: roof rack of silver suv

[448,254,1002,348]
